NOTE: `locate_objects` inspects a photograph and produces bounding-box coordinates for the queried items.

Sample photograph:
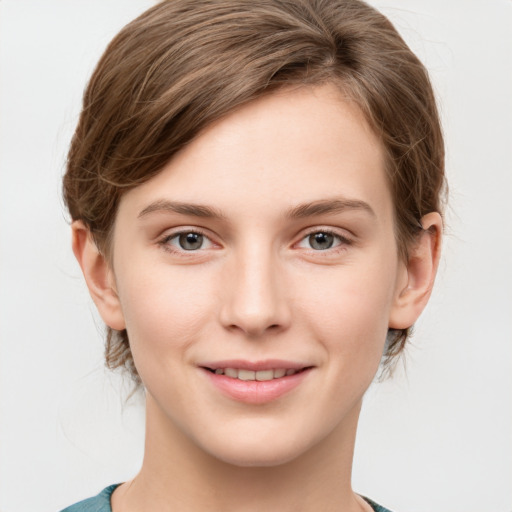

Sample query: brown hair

[63,0,445,384]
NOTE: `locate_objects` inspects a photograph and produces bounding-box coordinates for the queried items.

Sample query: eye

[297,230,350,251]
[162,231,214,251]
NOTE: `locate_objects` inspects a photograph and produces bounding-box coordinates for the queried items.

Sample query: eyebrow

[137,197,375,220]
[286,198,376,219]
[138,200,226,220]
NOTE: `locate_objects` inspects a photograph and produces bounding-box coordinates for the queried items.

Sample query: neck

[113,395,367,512]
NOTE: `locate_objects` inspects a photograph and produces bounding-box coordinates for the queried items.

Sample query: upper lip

[199,359,312,371]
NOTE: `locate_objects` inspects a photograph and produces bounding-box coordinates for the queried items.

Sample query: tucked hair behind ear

[64,0,445,385]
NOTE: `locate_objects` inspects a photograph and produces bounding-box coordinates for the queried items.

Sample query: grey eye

[178,232,204,250]
[308,232,334,250]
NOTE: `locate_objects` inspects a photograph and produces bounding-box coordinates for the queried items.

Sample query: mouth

[202,367,311,381]
[198,360,314,403]
[201,363,313,404]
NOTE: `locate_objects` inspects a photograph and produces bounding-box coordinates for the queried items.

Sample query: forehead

[118,84,392,224]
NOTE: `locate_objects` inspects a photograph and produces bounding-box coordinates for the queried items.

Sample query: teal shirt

[60,485,120,512]
[61,484,393,512]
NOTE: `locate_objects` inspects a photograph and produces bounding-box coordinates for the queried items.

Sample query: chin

[211,446,305,468]
[198,427,320,469]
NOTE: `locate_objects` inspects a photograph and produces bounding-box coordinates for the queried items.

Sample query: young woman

[61,1,444,510]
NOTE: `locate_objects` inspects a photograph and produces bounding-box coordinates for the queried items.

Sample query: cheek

[296,255,397,361]
[114,264,215,370]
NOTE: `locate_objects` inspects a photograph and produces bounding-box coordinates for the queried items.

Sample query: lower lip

[202,368,312,405]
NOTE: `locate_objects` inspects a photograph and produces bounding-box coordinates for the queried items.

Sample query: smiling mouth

[203,367,311,381]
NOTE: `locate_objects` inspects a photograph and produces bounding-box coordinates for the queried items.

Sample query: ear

[71,220,126,331]
[389,212,443,329]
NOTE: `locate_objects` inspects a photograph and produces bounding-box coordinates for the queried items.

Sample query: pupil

[310,232,333,250]
[179,233,203,250]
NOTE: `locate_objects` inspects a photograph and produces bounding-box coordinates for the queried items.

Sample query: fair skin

[73,84,442,512]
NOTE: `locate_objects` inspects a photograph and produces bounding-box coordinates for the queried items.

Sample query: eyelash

[157,228,353,256]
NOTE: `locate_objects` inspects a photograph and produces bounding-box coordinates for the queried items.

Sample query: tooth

[255,370,274,381]
[273,368,286,378]
[214,368,224,375]
[224,368,238,378]
[238,369,255,381]
[285,369,296,376]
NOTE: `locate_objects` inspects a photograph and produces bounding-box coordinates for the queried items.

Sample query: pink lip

[199,360,313,405]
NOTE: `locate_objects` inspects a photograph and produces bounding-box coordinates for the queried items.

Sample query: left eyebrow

[286,198,376,219]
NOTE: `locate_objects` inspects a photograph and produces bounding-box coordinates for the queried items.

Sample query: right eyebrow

[137,199,227,220]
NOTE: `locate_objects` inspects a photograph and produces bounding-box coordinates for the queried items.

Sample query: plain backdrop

[0,1,511,511]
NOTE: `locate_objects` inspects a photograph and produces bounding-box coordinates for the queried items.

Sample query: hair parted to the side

[63,0,445,386]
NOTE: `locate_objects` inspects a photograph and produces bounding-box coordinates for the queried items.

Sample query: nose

[219,244,291,338]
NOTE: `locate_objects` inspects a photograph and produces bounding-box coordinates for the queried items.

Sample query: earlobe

[389,212,443,329]
[71,221,126,331]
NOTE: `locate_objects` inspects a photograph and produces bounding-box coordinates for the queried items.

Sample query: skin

[73,84,442,512]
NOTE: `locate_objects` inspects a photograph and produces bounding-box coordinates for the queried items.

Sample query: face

[109,84,407,466]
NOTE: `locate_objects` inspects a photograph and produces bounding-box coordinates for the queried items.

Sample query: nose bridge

[220,239,289,337]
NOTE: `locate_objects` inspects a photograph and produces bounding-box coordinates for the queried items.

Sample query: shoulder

[363,496,395,512]
[60,484,120,512]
